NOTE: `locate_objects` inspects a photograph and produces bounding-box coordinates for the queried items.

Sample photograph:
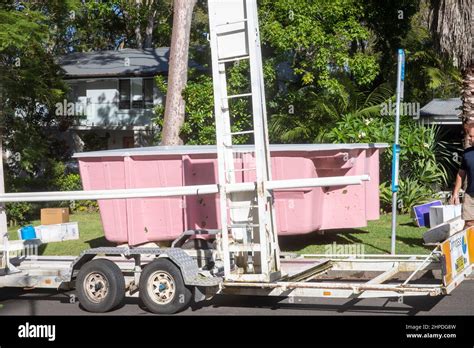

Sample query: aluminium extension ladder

[208,0,280,282]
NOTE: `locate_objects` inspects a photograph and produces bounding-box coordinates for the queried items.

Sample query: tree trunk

[135,0,143,48]
[462,65,474,147]
[0,129,8,239]
[135,26,143,48]
[160,0,197,145]
[144,7,157,48]
[0,85,7,237]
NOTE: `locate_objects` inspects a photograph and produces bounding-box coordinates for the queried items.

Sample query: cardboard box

[35,222,79,243]
[40,208,69,225]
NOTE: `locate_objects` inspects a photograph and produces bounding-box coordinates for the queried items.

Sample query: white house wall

[67,78,162,129]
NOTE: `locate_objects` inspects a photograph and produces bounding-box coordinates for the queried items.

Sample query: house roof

[419,98,462,125]
[58,48,175,79]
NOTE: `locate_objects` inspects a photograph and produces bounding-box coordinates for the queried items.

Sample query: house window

[131,78,143,109]
[143,78,154,109]
[119,78,154,110]
[119,79,131,109]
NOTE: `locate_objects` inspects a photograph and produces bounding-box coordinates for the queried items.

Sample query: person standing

[451,125,474,228]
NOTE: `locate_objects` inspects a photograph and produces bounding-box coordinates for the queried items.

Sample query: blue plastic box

[19,225,37,240]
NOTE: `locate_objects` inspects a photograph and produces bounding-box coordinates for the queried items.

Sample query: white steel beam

[220,286,440,298]
[0,184,220,202]
[222,280,442,293]
[266,175,370,190]
[0,175,370,203]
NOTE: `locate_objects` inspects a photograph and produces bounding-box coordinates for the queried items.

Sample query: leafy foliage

[379,178,433,214]
[0,4,47,51]
[51,161,98,213]
[259,0,380,91]
[327,114,460,212]
[401,2,461,104]
[0,1,69,204]
[269,83,393,143]
[179,75,216,145]
[6,202,32,226]
[154,61,266,145]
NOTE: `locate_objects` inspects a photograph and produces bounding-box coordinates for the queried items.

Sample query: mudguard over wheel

[139,258,192,314]
[181,239,214,250]
[76,259,125,313]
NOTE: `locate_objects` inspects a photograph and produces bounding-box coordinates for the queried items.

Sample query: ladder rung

[229,223,260,229]
[228,130,254,136]
[215,19,248,27]
[218,55,250,63]
[231,219,256,224]
[223,93,252,100]
[228,243,261,252]
[227,167,256,172]
[229,204,258,210]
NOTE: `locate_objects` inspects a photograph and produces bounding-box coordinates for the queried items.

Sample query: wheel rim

[84,272,109,303]
[148,271,176,305]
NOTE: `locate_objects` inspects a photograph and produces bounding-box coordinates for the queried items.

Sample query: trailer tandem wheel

[76,259,125,313]
[139,258,192,314]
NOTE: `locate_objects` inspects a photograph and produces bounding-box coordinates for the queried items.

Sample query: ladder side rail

[245,0,278,277]
[208,6,233,278]
[248,0,281,272]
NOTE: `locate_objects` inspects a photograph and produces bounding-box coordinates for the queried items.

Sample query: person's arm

[451,169,466,204]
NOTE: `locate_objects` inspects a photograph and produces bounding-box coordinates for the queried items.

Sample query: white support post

[390,49,405,255]
[0,133,13,272]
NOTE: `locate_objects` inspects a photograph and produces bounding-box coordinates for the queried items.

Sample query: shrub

[327,113,460,213]
[6,202,33,226]
[379,178,434,214]
[51,161,99,213]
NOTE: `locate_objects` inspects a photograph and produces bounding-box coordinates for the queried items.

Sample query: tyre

[76,259,125,313]
[139,258,192,314]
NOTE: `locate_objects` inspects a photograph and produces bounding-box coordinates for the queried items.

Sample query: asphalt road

[1,279,474,316]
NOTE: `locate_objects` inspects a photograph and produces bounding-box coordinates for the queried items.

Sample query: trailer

[0,0,473,315]
[1,233,472,314]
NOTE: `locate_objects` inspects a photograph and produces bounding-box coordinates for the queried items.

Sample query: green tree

[429,0,473,147]
[362,0,420,83]
[399,0,461,105]
[259,0,380,93]
[0,4,66,171]
[0,2,68,191]
[0,1,71,224]
[165,0,390,144]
